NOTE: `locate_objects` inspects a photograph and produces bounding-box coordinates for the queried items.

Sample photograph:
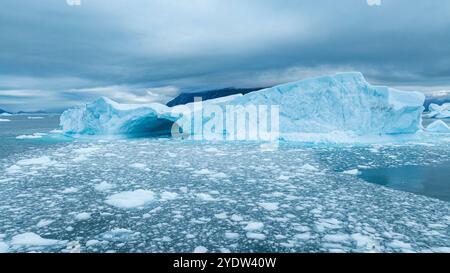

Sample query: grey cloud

[1,0,450,111]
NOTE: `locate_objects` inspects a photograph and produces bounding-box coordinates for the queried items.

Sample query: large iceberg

[424,103,450,119]
[60,72,425,141]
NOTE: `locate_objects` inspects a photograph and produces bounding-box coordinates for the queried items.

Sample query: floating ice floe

[59,72,425,143]
[94,181,115,192]
[27,116,45,120]
[426,120,450,133]
[424,103,450,119]
[0,118,10,122]
[11,232,60,246]
[342,169,361,175]
[105,190,155,209]
[75,212,91,221]
[16,156,54,166]
[193,246,208,253]
[36,219,54,228]
[16,133,47,139]
[102,228,134,242]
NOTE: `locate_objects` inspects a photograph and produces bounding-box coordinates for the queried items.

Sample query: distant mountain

[425,91,450,111]
[0,108,8,114]
[166,87,265,107]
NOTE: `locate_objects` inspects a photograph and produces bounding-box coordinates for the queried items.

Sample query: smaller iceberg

[424,103,450,119]
[60,97,179,137]
[425,120,450,133]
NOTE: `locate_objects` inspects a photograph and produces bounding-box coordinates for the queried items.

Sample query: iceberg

[60,73,425,141]
[424,103,450,119]
[60,97,179,136]
[425,120,450,133]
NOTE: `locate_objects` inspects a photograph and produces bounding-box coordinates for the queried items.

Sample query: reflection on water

[359,162,450,202]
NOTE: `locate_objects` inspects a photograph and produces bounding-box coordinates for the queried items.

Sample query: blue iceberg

[60,72,425,141]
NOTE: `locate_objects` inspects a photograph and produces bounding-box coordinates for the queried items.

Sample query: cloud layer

[1,0,450,111]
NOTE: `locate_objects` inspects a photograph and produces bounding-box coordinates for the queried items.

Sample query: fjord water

[0,115,65,158]
[359,163,450,202]
[0,116,449,253]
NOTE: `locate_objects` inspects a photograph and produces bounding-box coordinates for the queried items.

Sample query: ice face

[425,103,450,119]
[1,139,450,253]
[60,73,425,141]
[225,72,424,136]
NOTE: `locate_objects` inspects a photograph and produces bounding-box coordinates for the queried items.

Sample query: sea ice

[16,133,47,139]
[244,222,264,231]
[36,219,54,228]
[11,233,59,246]
[102,228,134,241]
[258,202,279,211]
[246,232,266,240]
[75,212,91,221]
[105,190,155,209]
[160,191,178,201]
[196,193,217,202]
[16,156,53,166]
[193,246,208,253]
[342,169,361,175]
[94,181,115,192]
[0,118,10,122]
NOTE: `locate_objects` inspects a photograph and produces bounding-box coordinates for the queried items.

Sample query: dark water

[359,163,450,202]
[0,115,63,158]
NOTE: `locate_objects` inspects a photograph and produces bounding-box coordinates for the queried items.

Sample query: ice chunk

[0,118,10,122]
[75,212,91,221]
[225,232,240,240]
[17,156,53,166]
[16,133,47,139]
[244,222,264,231]
[196,193,217,202]
[246,232,266,240]
[62,187,79,194]
[258,202,279,211]
[102,228,134,241]
[160,191,178,201]
[425,103,450,119]
[193,246,208,253]
[426,120,450,133]
[94,181,115,192]
[36,219,54,228]
[105,190,155,209]
[342,169,361,175]
[11,232,59,246]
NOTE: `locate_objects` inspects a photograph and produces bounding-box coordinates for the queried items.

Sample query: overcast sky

[1,0,450,111]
